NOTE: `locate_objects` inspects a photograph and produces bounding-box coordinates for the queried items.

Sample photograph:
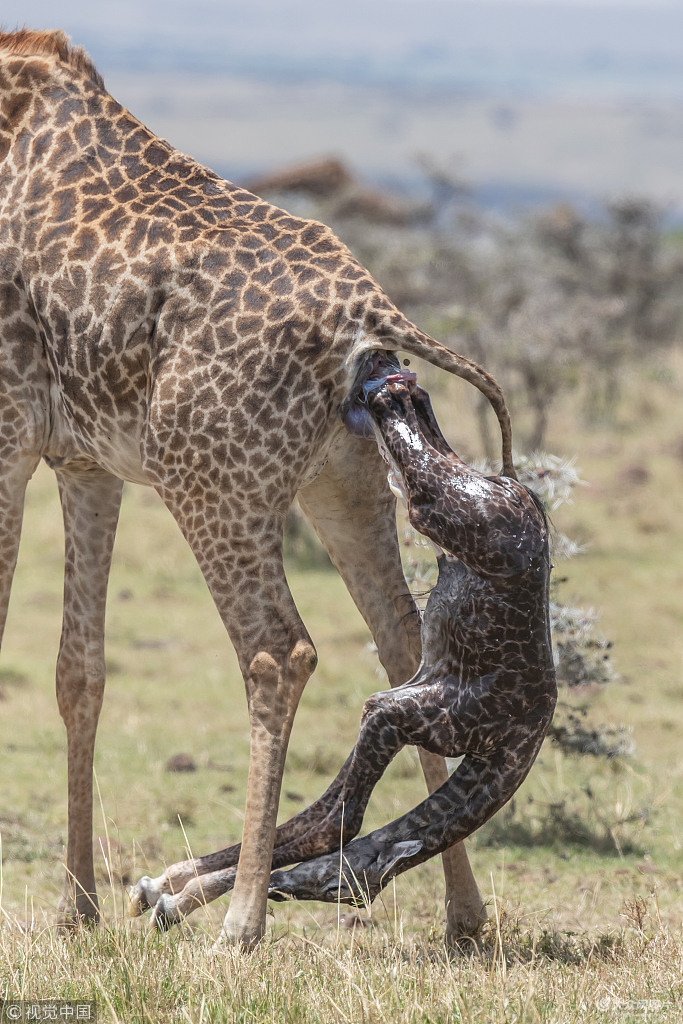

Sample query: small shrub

[474,793,646,856]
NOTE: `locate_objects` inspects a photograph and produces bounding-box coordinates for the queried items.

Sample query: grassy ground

[2,355,683,1020]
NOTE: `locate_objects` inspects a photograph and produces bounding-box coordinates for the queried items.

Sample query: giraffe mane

[0,28,105,90]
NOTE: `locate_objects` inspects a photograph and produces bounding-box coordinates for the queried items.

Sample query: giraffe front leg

[150,866,238,930]
[266,661,556,906]
[55,466,123,926]
[143,678,496,930]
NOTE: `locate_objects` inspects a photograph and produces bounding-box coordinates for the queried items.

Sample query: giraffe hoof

[444,904,488,949]
[128,875,162,917]
[56,906,99,930]
[150,893,182,931]
[57,890,100,929]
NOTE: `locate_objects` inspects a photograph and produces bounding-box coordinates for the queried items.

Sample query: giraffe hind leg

[131,431,422,929]
[133,447,320,946]
[0,453,40,648]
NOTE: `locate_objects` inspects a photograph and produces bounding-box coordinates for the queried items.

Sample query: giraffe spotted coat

[268,380,556,903]
[0,28,517,945]
[143,379,556,924]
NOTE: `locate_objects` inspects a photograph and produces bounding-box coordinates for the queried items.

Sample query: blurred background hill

[13,0,683,215]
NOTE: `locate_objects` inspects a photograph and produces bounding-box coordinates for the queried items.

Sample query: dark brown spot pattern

[132,383,555,929]
[0,29,517,946]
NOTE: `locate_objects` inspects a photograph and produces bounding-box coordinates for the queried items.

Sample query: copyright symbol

[6,1006,22,1021]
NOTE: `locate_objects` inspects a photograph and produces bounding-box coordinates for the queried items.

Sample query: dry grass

[1,913,682,1023]
[2,356,683,1019]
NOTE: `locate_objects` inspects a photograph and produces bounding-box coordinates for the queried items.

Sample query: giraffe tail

[368,318,517,480]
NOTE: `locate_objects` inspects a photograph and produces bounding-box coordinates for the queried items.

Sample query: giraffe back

[0,30,409,492]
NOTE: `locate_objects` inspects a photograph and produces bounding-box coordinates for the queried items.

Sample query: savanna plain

[0,339,683,1021]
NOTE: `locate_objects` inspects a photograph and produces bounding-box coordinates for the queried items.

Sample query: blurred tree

[253,165,683,450]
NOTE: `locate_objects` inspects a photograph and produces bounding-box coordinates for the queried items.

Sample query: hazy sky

[11,0,683,203]
[12,0,683,98]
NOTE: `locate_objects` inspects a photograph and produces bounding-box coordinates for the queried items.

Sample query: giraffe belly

[81,431,151,486]
[43,383,150,485]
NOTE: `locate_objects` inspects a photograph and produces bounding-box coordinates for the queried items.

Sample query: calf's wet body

[132,375,556,925]
[266,381,556,904]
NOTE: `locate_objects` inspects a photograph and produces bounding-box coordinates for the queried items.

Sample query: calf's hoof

[128,875,162,917]
[150,893,183,931]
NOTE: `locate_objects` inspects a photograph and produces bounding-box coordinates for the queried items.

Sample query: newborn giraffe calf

[131,376,556,926]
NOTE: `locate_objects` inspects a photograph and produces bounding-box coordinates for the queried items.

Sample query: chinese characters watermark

[1,1002,97,1021]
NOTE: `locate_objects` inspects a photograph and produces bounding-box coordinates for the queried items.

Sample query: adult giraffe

[0,29,515,946]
